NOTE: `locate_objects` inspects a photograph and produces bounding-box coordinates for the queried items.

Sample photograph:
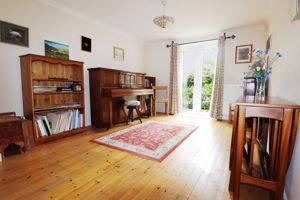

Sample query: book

[36,109,81,136]
[54,114,62,134]
[74,109,78,129]
[42,120,50,136]
[42,116,52,135]
[47,112,60,134]
[79,114,83,128]
[36,118,47,137]
[58,112,67,133]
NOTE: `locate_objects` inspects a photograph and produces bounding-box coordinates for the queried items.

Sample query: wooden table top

[0,116,24,124]
[234,96,300,109]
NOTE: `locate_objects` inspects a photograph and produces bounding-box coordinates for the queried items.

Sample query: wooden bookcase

[20,54,86,144]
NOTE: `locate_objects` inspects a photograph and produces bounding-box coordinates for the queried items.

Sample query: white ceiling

[46,0,274,43]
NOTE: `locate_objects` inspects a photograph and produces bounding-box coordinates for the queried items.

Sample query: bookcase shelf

[20,54,86,144]
[33,91,83,95]
[32,78,83,82]
[34,106,84,114]
[34,127,86,145]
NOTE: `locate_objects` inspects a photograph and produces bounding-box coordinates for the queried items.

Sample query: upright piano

[88,67,154,128]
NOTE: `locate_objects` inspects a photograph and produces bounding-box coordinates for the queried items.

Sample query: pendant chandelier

[153,0,174,28]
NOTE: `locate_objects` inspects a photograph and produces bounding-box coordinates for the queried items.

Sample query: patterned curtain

[169,42,181,114]
[210,36,225,120]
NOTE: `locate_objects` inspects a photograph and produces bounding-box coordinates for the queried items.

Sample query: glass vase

[255,76,267,98]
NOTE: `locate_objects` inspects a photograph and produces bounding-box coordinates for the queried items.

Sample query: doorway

[180,41,218,114]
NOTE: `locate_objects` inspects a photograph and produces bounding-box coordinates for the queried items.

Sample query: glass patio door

[180,42,217,113]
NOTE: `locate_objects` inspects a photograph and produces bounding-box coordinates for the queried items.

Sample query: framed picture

[235,44,253,64]
[113,46,124,61]
[266,35,271,51]
[0,21,29,47]
[81,36,91,52]
[291,0,300,21]
[44,40,69,60]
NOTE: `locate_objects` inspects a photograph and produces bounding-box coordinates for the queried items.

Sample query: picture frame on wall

[44,40,69,60]
[81,36,91,52]
[113,46,124,61]
[291,0,300,21]
[0,21,29,47]
[235,44,253,64]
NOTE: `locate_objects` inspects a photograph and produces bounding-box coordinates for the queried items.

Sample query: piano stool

[125,100,142,125]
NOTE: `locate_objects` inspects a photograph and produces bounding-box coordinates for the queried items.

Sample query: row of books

[35,109,83,137]
[33,83,82,93]
[33,86,57,93]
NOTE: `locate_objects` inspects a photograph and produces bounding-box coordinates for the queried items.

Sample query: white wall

[222,25,266,119]
[145,26,266,117]
[267,0,300,199]
[145,41,171,85]
[0,0,146,126]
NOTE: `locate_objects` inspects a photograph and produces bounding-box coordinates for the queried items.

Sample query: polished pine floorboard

[0,115,269,200]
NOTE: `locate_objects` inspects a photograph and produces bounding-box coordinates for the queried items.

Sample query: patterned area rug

[92,120,198,162]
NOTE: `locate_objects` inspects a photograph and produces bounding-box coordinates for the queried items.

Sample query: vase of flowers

[255,76,268,97]
[248,49,282,98]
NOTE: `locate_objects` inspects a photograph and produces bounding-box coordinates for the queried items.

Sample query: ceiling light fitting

[153,0,174,28]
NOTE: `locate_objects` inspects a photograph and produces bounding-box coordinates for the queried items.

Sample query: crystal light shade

[153,0,174,28]
[153,15,174,28]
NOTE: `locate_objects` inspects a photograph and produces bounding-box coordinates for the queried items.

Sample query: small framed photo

[235,44,253,64]
[45,40,69,60]
[81,36,91,52]
[113,46,124,61]
[0,21,29,47]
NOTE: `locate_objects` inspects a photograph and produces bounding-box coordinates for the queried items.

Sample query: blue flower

[276,52,282,58]
[257,49,263,54]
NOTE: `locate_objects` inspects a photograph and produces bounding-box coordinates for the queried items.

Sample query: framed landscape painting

[45,40,69,60]
[235,44,253,64]
[0,21,29,47]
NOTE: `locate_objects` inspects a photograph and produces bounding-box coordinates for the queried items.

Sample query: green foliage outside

[182,67,214,111]
[182,74,194,109]
[201,68,214,110]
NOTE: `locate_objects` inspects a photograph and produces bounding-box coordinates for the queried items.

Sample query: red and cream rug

[92,120,198,162]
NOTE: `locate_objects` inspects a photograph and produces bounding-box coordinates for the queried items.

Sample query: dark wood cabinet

[88,67,152,128]
[0,113,34,158]
[145,76,156,88]
[243,77,268,96]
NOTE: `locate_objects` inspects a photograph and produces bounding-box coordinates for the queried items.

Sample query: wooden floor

[0,115,269,200]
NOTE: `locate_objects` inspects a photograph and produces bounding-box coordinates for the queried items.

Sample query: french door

[180,42,217,113]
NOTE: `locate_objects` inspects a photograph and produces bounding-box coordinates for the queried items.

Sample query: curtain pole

[166,33,235,48]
